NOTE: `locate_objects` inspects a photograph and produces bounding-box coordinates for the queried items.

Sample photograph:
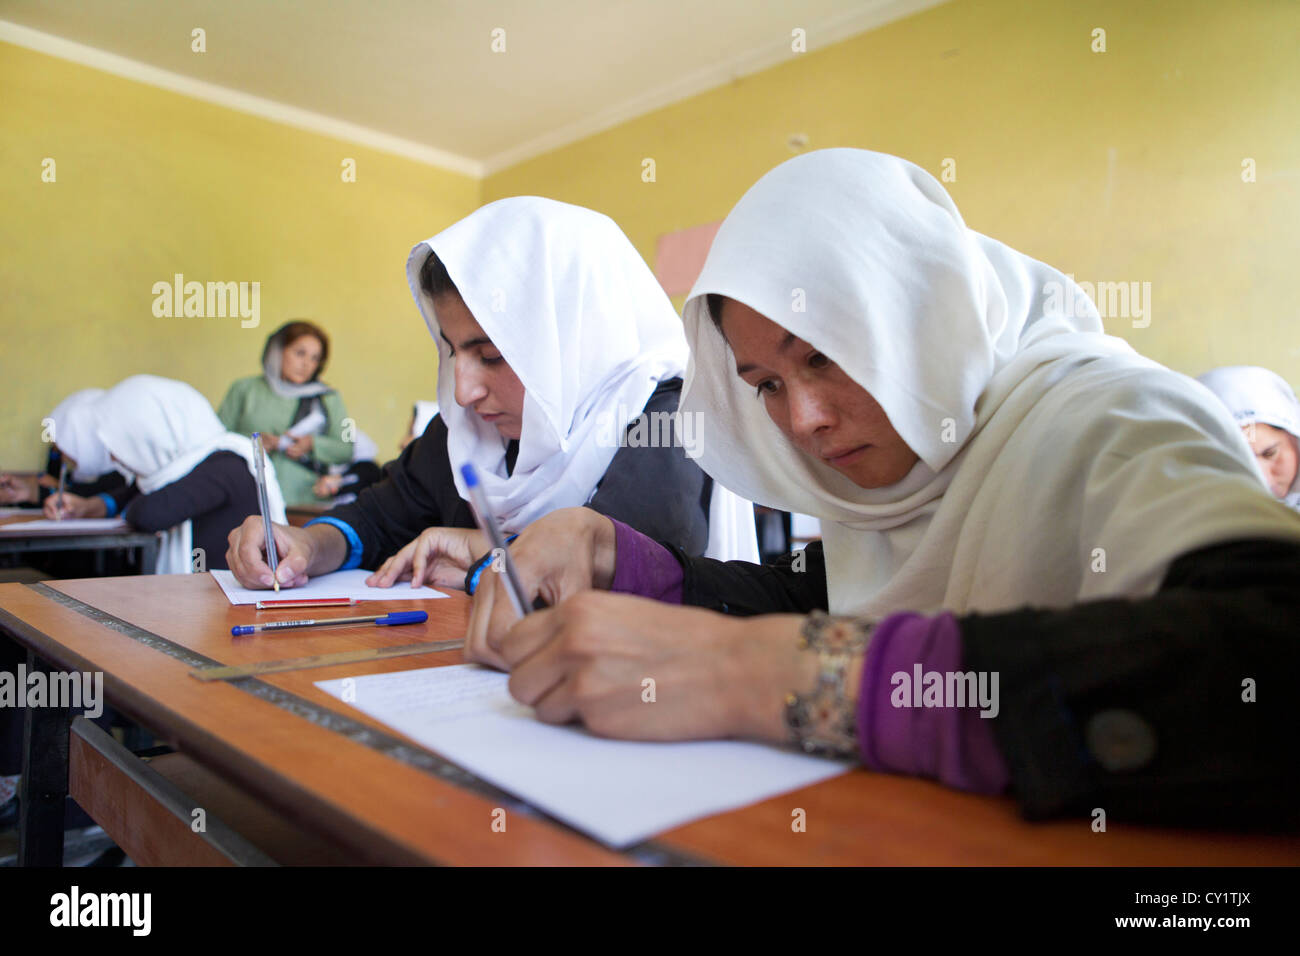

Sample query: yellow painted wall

[5,0,1297,469]
[0,41,479,469]
[485,0,1300,384]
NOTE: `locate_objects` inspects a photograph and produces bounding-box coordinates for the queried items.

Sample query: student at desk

[226,197,757,590]
[0,389,135,519]
[469,150,1300,828]
[97,375,287,573]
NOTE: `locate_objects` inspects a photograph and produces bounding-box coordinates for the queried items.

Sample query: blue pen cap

[375,611,428,627]
[460,463,479,488]
[231,624,255,636]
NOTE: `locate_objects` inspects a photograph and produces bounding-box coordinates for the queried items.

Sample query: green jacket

[217,375,353,506]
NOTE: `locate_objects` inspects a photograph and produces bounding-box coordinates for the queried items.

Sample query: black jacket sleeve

[39,448,128,501]
[125,454,236,532]
[672,541,829,615]
[959,537,1300,828]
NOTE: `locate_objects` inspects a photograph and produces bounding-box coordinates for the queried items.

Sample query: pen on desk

[56,460,66,520]
[251,433,280,593]
[231,610,427,637]
[460,463,531,619]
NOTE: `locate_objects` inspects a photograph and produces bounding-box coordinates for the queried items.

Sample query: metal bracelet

[784,610,873,758]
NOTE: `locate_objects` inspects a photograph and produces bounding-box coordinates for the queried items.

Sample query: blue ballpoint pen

[460,463,532,619]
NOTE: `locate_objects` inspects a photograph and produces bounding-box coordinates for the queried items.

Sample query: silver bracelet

[783,610,873,758]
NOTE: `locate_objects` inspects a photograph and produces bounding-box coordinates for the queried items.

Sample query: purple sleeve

[857,612,1010,794]
[608,518,684,604]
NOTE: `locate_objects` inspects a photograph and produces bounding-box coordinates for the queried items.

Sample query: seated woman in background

[0,389,134,518]
[311,428,383,503]
[470,150,1300,828]
[227,197,757,592]
[1197,365,1300,510]
[98,375,286,574]
[218,320,355,507]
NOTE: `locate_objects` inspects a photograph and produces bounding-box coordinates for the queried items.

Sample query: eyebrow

[735,331,798,376]
[439,330,494,351]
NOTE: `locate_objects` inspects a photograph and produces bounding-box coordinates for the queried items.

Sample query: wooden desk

[286,504,331,527]
[0,574,1296,866]
[0,513,159,574]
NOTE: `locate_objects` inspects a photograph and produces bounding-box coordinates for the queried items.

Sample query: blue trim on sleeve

[305,516,364,570]
[464,534,519,596]
[97,493,118,517]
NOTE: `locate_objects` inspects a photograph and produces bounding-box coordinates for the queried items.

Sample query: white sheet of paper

[316,664,848,848]
[210,568,450,605]
[0,517,129,533]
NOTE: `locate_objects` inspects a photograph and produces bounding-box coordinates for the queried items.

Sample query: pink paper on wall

[654,221,722,297]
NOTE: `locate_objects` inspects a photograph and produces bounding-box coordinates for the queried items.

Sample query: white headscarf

[48,389,112,482]
[406,196,756,559]
[1197,366,1300,506]
[95,375,287,574]
[681,149,1300,617]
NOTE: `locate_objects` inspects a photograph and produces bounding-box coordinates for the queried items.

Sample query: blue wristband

[464,533,519,595]
[97,493,118,517]
[305,516,364,570]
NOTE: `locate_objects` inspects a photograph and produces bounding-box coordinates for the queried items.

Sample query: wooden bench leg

[18,651,70,866]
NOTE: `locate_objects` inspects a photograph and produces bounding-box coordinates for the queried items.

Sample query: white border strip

[481,0,948,174]
[0,20,483,178]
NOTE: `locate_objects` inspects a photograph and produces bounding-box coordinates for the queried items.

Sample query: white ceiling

[1,0,944,175]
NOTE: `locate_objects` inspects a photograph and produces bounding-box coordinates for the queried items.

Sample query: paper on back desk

[0,517,128,532]
[210,568,450,604]
[315,664,848,848]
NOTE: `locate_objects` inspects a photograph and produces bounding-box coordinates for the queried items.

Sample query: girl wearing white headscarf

[224,198,755,600]
[0,390,137,519]
[469,150,1300,830]
[1197,366,1300,509]
[217,320,356,506]
[98,375,286,574]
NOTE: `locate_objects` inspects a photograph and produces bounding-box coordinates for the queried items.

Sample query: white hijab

[406,196,756,559]
[681,149,1300,617]
[48,389,112,482]
[1197,365,1300,507]
[95,375,287,574]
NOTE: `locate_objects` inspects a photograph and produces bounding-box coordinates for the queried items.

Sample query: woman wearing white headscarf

[217,320,355,506]
[0,389,137,519]
[226,198,755,609]
[1197,366,1300,509]
[469,150,1300,828]
[98,375,286,574]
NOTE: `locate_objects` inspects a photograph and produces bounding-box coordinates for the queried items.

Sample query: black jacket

[124,451,260,571]
[667,535,1300,828]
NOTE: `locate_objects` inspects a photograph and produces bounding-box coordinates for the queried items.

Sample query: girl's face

[435,291,526,441]
[281,334,324,385]
[719,298,920,489]
[1244,422,1299,498]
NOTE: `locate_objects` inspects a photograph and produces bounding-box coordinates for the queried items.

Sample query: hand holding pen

[252,433,282,592]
